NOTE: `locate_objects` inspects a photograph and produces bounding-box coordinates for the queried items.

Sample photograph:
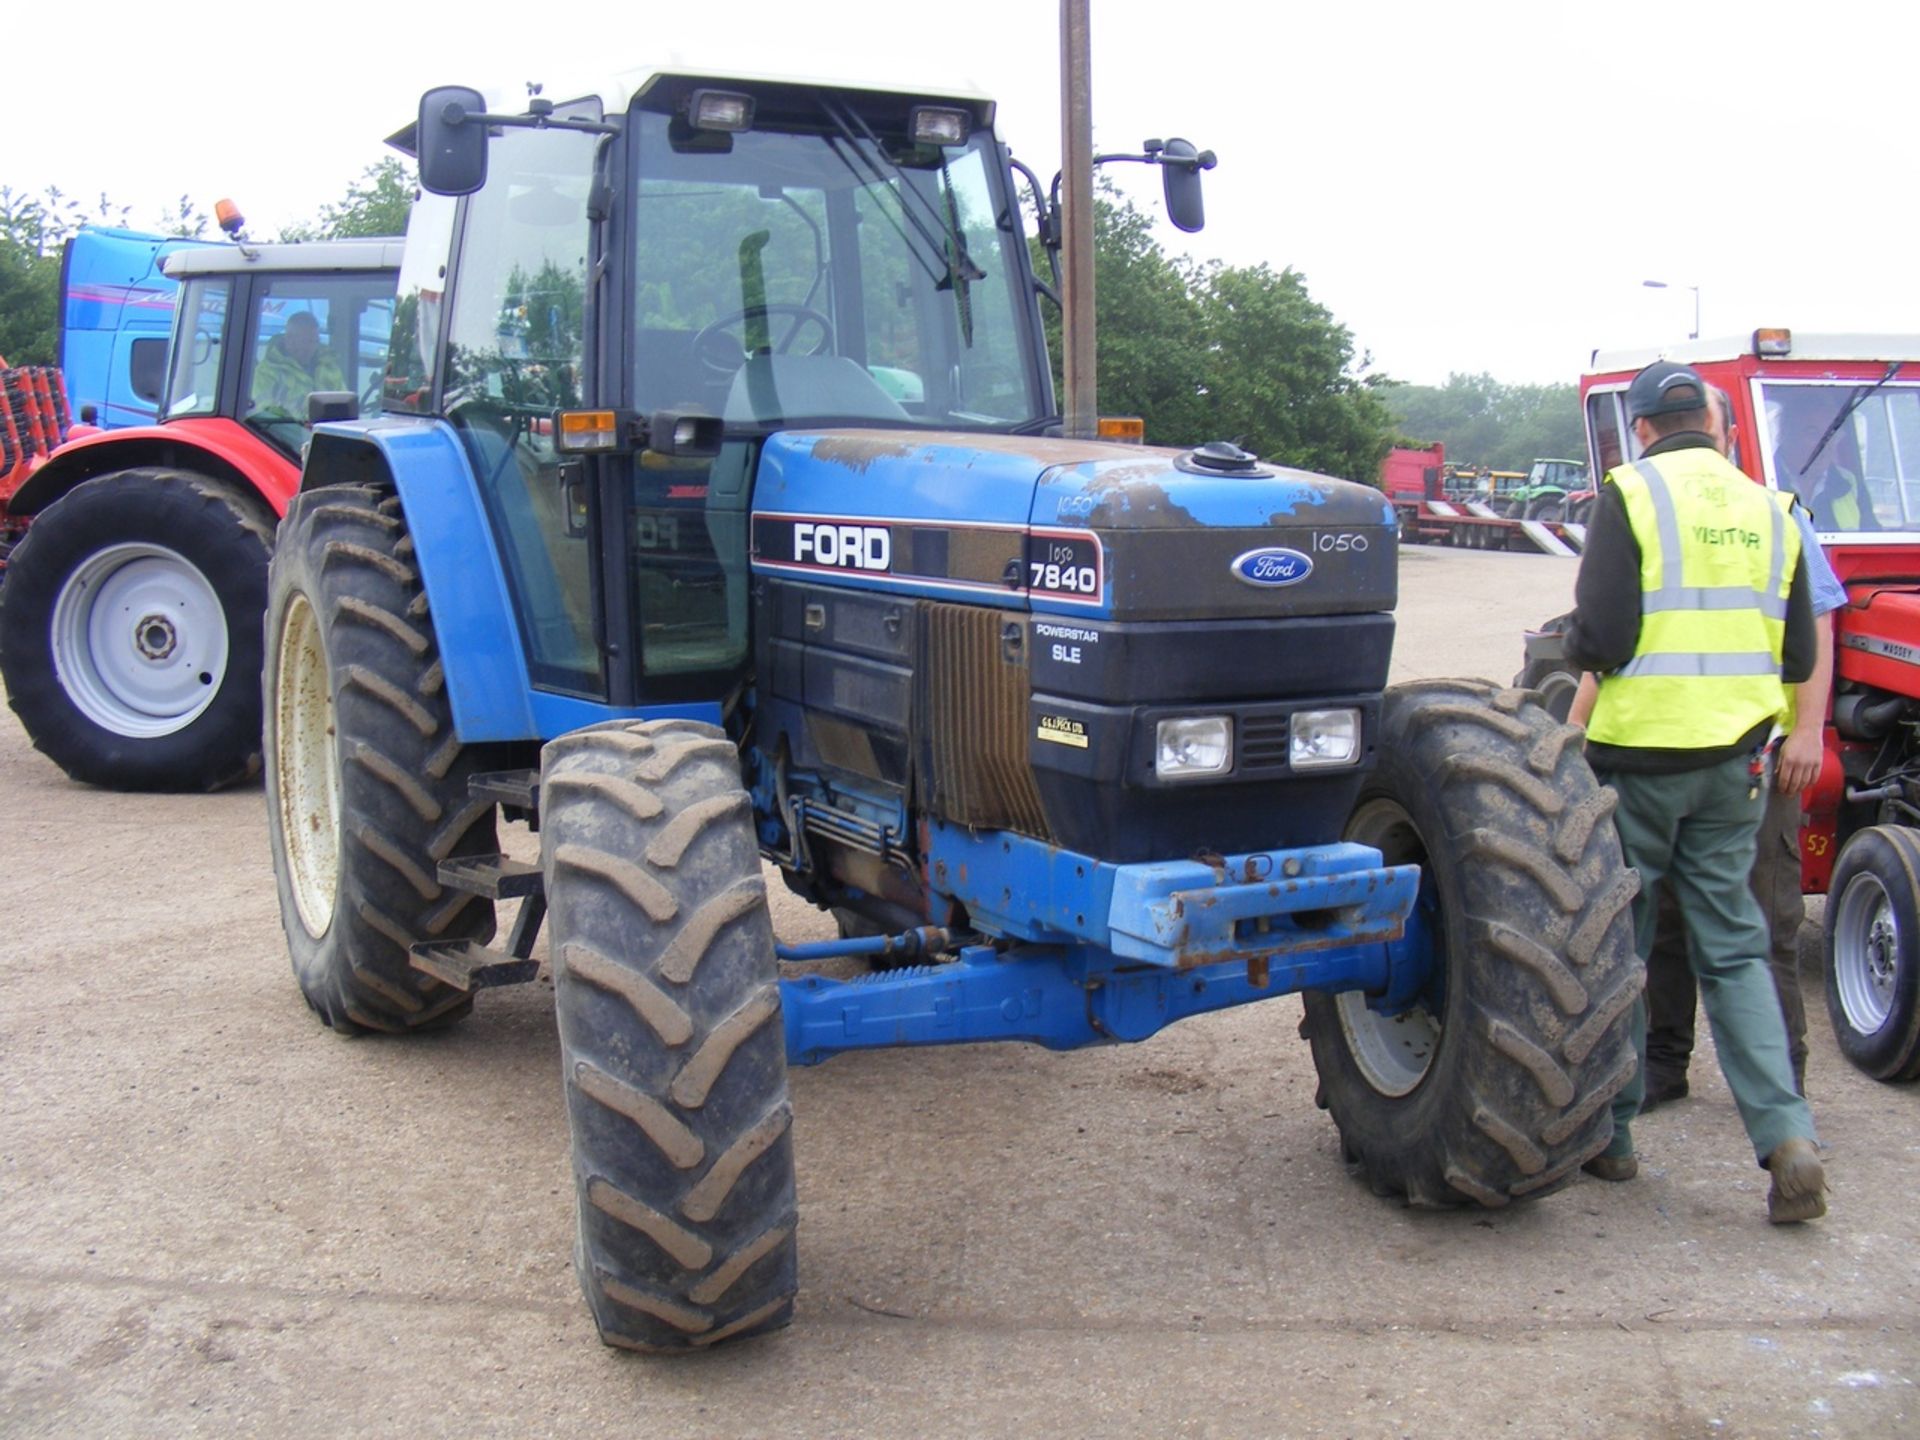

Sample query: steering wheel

[693,304,835,374]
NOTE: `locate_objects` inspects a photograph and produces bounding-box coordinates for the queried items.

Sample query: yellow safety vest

[1587,449,1801,751]
[1816,465,1867,531]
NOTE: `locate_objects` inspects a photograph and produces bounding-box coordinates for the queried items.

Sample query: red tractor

[0,240,400,791]
[1521,330,1920,1080]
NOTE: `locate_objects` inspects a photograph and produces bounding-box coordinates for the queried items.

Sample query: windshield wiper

[817,97,986,299]
[1800,360,1904,475]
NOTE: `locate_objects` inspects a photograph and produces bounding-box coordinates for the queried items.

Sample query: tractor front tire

[0,467,272,790]
[542,719,798,1352]
[1302,679,1641,1206]
[263,486,498,1034]
[1824,826,1920,1081]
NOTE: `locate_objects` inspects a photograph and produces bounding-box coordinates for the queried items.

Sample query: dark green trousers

[1598,754,1816,1164]
[1644,781,1810,1089]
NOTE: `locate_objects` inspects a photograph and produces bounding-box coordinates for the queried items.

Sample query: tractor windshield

[627,103,1044,432]
[1758,380,1920,535]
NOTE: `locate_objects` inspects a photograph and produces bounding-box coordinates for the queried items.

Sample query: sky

[8,0,1915,387]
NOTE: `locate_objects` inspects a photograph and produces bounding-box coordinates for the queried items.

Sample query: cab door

[439,109,607,698]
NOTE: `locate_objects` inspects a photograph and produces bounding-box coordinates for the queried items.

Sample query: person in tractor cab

[251,310,345,420]
[1771,393,1878,531]
[1563,359,1828,1223]
[1634,385,1843,1107]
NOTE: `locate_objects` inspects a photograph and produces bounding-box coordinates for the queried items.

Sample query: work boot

[1765,1138,1827,1224]
[1639,1071,1689,1114]
[1582,1152,1639,1182]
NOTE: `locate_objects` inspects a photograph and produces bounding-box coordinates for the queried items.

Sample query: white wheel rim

[275,593,342,938]
[1339,798,1443,1096]
[1336,988,1441,1097]
[49,542,228,737]
[1834,870,1898,1035]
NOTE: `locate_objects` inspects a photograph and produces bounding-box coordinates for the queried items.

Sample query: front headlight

[1290,708,1361,770]
[1156,716,1232,779]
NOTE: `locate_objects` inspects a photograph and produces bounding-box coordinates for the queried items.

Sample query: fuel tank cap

[1175,440,1272,477]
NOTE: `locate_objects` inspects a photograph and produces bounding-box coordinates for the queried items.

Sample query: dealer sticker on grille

[1037,714,1089,748]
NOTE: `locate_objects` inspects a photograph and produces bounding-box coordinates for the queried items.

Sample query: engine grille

[920,603,1051,839]
[1238,713,1292,776]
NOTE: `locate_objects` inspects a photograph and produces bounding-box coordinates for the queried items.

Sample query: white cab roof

[163,238,404,278]
[1591,334,1920,375]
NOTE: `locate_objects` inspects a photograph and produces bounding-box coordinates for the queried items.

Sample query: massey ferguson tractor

[262,62,1639,1352]
[0,240,400,791]
[1520,331,1920,1083]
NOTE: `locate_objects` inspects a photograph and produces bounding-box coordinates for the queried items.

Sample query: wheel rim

[1535,671,1577,724]
[49,542,228,737]
[1833,869,1899,1035]
[1337,797,1445,1096]
[275,593,342,938]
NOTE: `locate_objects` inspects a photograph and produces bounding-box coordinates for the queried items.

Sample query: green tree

[1191,261,1395,483]
[1382,373,1585,472]
[1036,190,1394,481]
[0,187,131,364]
[155,194,209,239]
[1057,190,1210,445]
[279,159,416,242]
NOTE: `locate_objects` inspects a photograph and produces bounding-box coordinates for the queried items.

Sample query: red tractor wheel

[1824,826,1920,1081]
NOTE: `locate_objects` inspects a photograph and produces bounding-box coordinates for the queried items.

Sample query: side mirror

[417,86,490,196]
[308,391,359,424]
[649,410,722,459]
[1160,138,1213,234]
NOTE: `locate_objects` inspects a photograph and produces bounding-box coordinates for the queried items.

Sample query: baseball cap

[1626,360,1709,420]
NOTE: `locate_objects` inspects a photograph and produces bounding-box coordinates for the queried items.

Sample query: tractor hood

[750,430,1398,623]
[1838,583,1920,700]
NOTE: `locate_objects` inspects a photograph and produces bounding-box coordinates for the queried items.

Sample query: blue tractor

[262,71,1641,1352]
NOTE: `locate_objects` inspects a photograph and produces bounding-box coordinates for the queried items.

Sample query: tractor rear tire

[1514,612,1578,724]
[0,467,272,791]
[1823,826,1920,1081]
[1514,657,1579,724]
[1301,679,1641,1207]
[263,486,498,1035]
[541,719,798,1352]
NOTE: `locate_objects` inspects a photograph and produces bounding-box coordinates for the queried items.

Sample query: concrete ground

[2,543,1914,1438]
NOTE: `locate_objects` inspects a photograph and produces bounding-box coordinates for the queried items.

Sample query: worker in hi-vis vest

[1564,358,1827,1224]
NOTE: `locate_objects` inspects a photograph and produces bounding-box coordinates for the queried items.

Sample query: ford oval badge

[1230,546,1313,588]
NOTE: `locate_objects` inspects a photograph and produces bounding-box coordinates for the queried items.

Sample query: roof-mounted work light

[689,89,754,133]
[910,106,970,146]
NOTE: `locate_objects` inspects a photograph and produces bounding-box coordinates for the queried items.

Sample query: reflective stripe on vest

[1586,449,1800,751]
